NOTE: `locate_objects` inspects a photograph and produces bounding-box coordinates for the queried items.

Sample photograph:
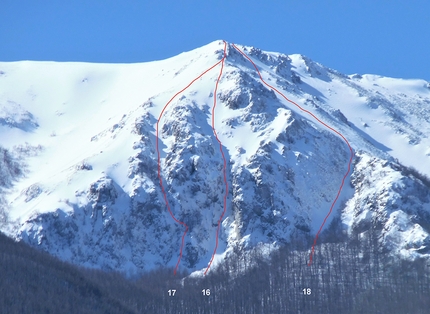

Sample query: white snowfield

[0,40,429,273]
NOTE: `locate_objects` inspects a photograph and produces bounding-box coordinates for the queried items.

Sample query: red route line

[204,41,228,275]
[231,43,354,266]
[156,46,225,275]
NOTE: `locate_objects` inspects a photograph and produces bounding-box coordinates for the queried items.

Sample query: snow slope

[0,40,429,273]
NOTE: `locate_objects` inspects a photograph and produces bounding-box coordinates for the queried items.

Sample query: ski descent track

[205,42,228,275]
[231,43,354,266]
[156,41,228,275]
[157,40,353,275]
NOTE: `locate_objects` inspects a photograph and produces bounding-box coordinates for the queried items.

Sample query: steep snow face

[0,40,429,273]
[286,54,430,177]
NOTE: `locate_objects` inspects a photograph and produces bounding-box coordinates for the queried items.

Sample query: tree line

[2,227,429,313]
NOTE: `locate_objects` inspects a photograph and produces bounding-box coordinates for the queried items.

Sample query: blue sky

[1,0,429,80]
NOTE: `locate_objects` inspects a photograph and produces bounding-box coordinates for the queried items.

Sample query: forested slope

[1,230,429,313]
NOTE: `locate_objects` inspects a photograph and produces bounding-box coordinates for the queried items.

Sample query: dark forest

[1,227,429,314]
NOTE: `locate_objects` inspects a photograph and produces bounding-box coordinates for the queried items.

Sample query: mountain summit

[1,40,430,273]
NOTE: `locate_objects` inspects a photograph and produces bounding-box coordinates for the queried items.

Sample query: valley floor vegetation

[1,227,429,314]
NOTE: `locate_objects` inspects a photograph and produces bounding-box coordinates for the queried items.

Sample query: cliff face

[0,41,429,273]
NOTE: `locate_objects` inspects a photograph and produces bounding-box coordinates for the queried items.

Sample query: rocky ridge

[0,41,429,273]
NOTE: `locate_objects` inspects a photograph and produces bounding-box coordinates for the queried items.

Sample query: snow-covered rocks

[0,40,429,273]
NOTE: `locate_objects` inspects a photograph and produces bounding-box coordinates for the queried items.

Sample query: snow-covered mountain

[0,40,429,274]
